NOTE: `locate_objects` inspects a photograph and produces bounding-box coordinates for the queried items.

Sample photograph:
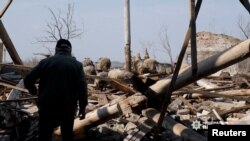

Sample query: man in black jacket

[24,39,88,141]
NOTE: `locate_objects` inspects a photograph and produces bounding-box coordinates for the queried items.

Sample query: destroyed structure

[1,0,250,141]
[184,31,250,75]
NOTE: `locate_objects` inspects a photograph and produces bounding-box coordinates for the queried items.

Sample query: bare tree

[37,3,83,56]
[159,27,174,67]
[237,15,250,39]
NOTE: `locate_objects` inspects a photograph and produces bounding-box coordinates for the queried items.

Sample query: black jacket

[24,50,88,111]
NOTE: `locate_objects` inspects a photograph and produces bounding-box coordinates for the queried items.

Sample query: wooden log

[54,93,147,139]
[179,89,250,102]
[145,39,250,99]
[180,89,250,101]
[203,85,234,91]
[222,89,246,95]
[0,0,13,18]
[142,108,207,141]
[109,79,137,95]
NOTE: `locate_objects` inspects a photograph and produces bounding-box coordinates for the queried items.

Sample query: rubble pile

[0,60,249,141]
[82,73,250,141]
[0,37,250,141]
[0,67,39,141]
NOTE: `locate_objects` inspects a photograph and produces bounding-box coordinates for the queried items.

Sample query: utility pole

[124,0,131,71]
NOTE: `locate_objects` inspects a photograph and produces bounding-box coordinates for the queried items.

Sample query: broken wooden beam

[145,39,250,99]
[190,0,198,75]
[181,89,250,99]
[0,81,28,93]
[86,74,137,95]
[178,89,250,102]
[0,20,23,65]
[109,79,137,95]
[142,108,207,141]
[0,0,13,18]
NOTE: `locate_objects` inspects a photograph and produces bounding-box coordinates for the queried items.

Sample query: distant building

[183,31,250,75]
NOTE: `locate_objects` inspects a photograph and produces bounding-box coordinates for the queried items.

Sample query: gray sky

[1,0,249,63]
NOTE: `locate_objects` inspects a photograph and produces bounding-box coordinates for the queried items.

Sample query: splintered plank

[0,81,28,93]
[86,74,137,95]
[109,79,137,95]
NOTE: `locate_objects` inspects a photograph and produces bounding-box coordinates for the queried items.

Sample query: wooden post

[0,42,3,63]
[190,0,198,75]
[124,0,131,72]
[240,0,250,14]
[0,0,13,18]
[152,1,203,140]
[0,19,23,64]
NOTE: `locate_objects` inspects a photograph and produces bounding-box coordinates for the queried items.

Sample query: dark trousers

[38,107,75,141]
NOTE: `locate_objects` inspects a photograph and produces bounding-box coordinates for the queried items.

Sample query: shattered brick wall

[184,31,250,75]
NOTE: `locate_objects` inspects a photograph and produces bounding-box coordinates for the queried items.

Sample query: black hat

[56,39,72,49]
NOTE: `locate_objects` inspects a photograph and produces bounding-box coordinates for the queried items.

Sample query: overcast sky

[1,0,249,63]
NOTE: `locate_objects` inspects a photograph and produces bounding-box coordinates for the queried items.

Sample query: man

[24,39,88,141]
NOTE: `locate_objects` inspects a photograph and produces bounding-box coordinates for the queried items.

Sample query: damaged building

[0,1,250,141]
[184,31,250,75]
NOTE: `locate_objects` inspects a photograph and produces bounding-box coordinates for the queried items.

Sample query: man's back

[24,39,88,141]
[37,54,82,108]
